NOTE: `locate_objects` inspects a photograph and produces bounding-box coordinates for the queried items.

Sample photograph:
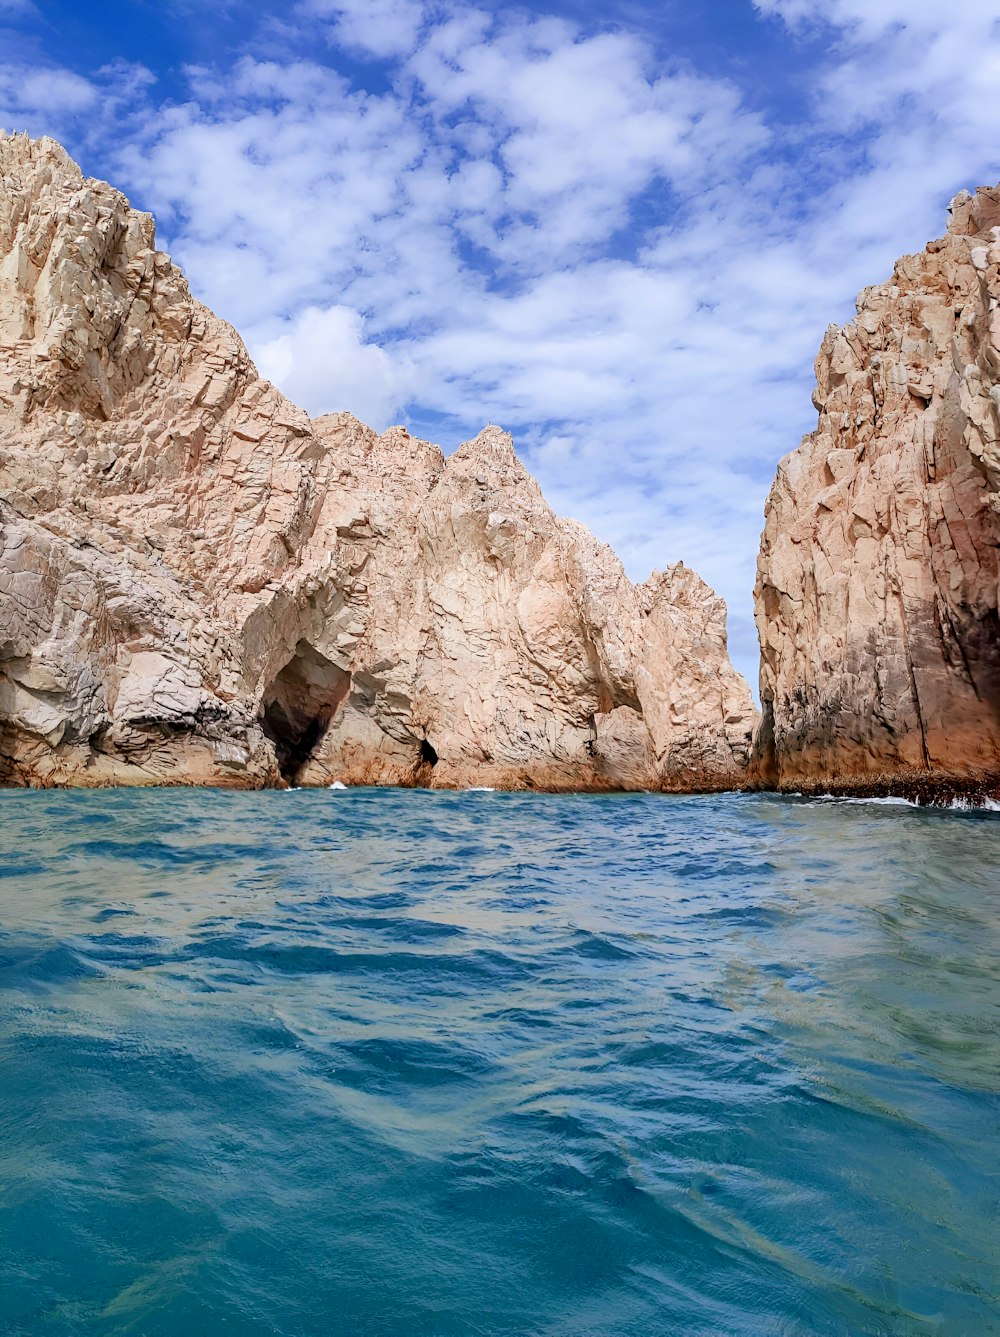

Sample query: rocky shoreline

[5,765,996,807]
[754,773,1000,808]
[1,134,997,802]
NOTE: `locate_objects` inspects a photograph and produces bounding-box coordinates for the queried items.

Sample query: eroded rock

[0,133,755,790]
[752,185,1000,799]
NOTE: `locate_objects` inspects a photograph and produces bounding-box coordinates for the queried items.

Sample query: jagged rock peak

[1,131,76,176]
[946,185,1000,237]
[752,180,1000,801]
[458,423,517,456]
[0,133,756,791]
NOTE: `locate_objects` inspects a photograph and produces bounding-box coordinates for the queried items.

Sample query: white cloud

[405,15,767,262]
[0,59,153,143]
[0,64,97,124]
[111,57,430,332]
[755,0,991,38]
[755,0,1000,146]
[299,0,426,58]
[253,304,415,428]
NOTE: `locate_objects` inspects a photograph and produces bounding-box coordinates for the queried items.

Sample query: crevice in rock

[419,738,438,767]
[260,640,349,784]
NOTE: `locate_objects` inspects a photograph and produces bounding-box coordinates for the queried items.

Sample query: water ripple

[0,787,996,1335]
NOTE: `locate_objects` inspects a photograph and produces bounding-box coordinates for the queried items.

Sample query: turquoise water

[0,789,996,1336]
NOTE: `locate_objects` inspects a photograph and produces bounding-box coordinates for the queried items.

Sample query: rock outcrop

[0,133,755,790]
[753,185,1000,799]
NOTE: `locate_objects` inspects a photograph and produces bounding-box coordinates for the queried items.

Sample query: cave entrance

[260,640,350,784]
[411,735,438,786]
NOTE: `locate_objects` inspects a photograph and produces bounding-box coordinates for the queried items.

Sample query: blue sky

[2,0,999,689]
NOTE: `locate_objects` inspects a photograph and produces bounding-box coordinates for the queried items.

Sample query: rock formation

[753,185,1000,799]
[0,133,755,790]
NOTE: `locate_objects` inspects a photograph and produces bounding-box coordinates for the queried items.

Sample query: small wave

[0,860,50,879]
[329,780,348,790]
[465,786,496,792]
[813,793,1000,812]
[819,795,917,807]
[0,784,996,1335]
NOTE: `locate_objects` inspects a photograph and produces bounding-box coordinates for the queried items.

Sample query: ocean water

[0,789,996,1337]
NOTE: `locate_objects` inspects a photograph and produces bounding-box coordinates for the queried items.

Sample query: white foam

[947,796,1000,812]
[813,792,999,813]
[834,795,917,807]
[329,780,348,790]
[807,793,917,807]
[466,786,496,792]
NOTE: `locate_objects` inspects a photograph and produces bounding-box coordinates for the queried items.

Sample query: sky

[2,0,999,689]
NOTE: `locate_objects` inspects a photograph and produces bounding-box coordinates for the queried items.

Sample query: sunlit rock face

[752,185,1000,799]
[0,133,755,790]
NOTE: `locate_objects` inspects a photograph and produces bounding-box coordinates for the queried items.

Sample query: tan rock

[752,185,1000,799]
[0,133,755,790]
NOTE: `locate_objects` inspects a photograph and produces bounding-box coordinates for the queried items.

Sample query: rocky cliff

[0,133,755,790]
[753,185,1000,799]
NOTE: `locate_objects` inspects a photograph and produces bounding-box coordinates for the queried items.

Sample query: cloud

[755,0,990,38]
[252,304,415,428]
[299,0,426,58]
[755,0,999,144]
[0,58,153,143]
[405,13,768,263]
[108,57,431,334]
[0,64,97,124]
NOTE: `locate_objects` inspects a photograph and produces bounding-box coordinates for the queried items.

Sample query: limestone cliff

[753,185,1000,799]
[0,133,755,789]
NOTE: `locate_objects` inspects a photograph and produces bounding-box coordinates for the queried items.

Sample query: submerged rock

[0,133,755,790]
[752,185,1000,800]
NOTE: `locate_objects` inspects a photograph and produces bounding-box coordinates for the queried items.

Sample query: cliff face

[753,186,1000,798]
[0,133,755,790]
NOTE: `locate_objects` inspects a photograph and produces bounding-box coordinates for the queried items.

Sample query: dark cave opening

[410,735,439,787]
[260,641,350,784]
[260,698,331,784]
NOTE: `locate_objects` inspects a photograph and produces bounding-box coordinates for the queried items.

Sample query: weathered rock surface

[753,185,1000,799]
[0,133,755,790]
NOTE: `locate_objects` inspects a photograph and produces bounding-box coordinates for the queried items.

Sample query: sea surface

[0,788,997,1336]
